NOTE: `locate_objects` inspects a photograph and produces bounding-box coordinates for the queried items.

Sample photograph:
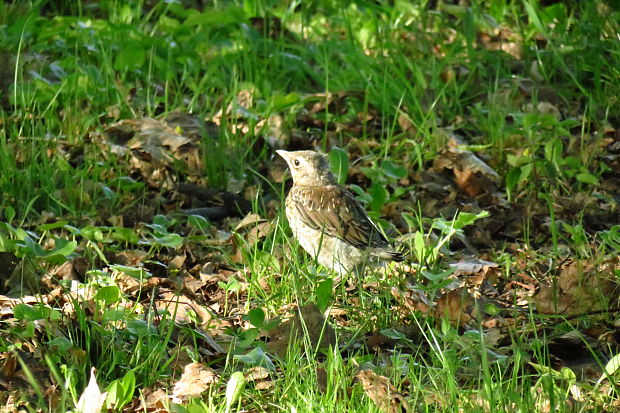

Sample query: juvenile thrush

[276,150,404,275]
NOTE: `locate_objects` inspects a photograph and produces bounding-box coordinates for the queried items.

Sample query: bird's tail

[374,249,405,262]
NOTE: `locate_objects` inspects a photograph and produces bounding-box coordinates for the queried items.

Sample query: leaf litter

[2,4,620,411]
[3,96,620,410]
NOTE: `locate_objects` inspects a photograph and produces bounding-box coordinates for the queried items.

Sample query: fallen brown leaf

[356,370,410,413]
[139,387,169,412]
[433,133,500,198]
[172,363,219,402]
[436,288,476,327]
[534,258,619,316]
[265,303,336,358]
[155,291,213,325]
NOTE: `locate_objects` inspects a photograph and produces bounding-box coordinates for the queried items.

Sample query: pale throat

[293,171,336,186]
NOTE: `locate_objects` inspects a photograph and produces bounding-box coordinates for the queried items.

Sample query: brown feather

[289,185,391,251]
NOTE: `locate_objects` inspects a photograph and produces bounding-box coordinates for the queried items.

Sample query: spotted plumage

[277,149,403,274]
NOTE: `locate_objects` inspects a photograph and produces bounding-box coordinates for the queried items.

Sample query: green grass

[1,0,619,411]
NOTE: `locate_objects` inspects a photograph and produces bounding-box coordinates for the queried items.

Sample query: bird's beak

[276,150,289,162]
[276,150,292,181]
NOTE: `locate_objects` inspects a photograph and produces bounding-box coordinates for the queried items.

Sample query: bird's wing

[289,185,390,249]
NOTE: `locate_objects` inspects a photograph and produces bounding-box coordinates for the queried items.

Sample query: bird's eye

[293,159,300,167]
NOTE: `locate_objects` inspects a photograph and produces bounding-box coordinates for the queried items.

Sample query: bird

[276,149,404,275]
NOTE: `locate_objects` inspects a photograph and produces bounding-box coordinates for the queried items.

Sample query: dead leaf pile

[102,117,203,190]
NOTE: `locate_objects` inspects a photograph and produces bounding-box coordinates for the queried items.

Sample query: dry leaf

[172,363,219,402]
[139,388,169,411]
[449,258,499,276]
[356,370,410,413]
[234,213,267,231]
[316,367,328,393]
[449,257,501,289]
[479,28,523,59]
[155,291,213,325]
[233,213,276,254]
[434,133,500,197]
[265,303,336,358]
[436,288,476,327]
[244,366,274,390]
[0,351,17,380]
[244,366,270,381]
[391,286,432,314]
[534,258,619,315]
[261,114,289,148]
[49,258,88,281]
[168,254,186,271]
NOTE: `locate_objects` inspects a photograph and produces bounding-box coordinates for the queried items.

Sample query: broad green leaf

[43,253,69,266]
[453,211,489,229]
[19,236,46,257]
[519,162,533,183]
[315,278,333,312]
[421,269,453,282]
[256,251,280,271]
[38,221,69,231]
[48,336,73,354]
[368,182,388,212]
[562,156,582,170]
[599,226,620,251]
[506,167,522,190]
[126,319,158,336]
[103,308,131,323]
[112,228,139,244]
[380,328,410,341]
[110,264,152,279]
[158,15,180,33]
[597,353,620,384]
[381,159,407,179]
[114,44,145,70]
[237,328,260,348]
[329,147,349,185]
[234,347,275,371]
[413,230,425,262]
[608,354,620,376]
[151,233,184,248]
[118,371,136,407]
[218,279,241,293]
[153,214,173,228]
[225,371,246,411]
[106,381,122,409]
[188,215,210,232]
[560,367,576,382]
[80,226,105,242]
[270,92,300,111]
[95,286,121,304]
[184,7,245,27]
[14,303,59,321]
[576,172,599,185]
[4,206,15,223]
[46,238,77,257]
[350,184,372,204]
[247,308,265,328]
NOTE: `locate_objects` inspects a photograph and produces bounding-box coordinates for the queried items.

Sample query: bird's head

[276,150,337,186]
